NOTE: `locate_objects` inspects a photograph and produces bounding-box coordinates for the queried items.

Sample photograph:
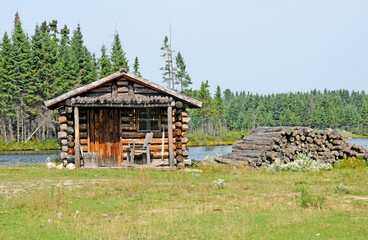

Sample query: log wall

[56,76,193,167]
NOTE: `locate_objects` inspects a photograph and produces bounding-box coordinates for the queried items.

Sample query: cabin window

[138,109,160,132]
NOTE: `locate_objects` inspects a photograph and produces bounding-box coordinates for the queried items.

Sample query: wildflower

[213,179,225,189]
[57,212,62,219]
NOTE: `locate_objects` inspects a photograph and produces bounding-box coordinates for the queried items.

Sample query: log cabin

[45,69,202,168]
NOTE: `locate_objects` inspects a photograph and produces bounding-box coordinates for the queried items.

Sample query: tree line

[0,13,193,143]
[1,13,366,143]
[188,83,368,137]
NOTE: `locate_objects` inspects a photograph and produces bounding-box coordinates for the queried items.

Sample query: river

[1,139,368,166]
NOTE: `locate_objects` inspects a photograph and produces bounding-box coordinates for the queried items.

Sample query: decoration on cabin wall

[46,70,202,169]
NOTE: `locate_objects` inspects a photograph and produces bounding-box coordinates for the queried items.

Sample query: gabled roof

[44,70,202,109]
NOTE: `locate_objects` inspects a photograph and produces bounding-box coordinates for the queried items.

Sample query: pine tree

[82,47,98,84]
[30,21,58,101]
[98,44,112,77]
[214,85,224,136]
[0,32,16,141]
[70,24,85,88]
[175,51,192,92]
[11,13,32,142]
[198,80,213,131]
[361,99,368,128]
[160,35,176,89]
[133,56,141,77]
[54,25,75,96]
[111,33,129,72]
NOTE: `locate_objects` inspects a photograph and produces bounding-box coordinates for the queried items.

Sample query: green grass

[1,165,368,239]
[187,130,248,146]
[0,139,60,151]
[339,131,368,139]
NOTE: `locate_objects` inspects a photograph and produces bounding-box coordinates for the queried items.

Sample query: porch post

[74,106,80,168]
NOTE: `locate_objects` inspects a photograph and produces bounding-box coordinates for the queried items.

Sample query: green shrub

[334,183,350,194]
[335,157,366,169]
[269,154,333,172]
[0,139,60,151]
[297,187,326,208]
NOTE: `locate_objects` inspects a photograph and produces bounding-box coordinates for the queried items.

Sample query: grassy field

[187,130,248,146]
[339,131,368,139]
[0,165,367,239]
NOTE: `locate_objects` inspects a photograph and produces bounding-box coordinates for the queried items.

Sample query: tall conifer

[133,56,141,77]
[111,33,129,72]
[98,44,112,77]
[175,51,192,92]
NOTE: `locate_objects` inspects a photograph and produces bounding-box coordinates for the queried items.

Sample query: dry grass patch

[0,165,368,239]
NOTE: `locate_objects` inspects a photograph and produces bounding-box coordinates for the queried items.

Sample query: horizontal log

[89,86,112,93]
[176,155,185,163]
[62,146,68,152]
[182,150,189,157]
[68,141,75,148]
[182,117,191,124]
[59,116,67,123]
[176,149,183,156]
[175,129,182,136]
[60,124,68,131]
[182,124,189,131]
[61,139,68,146]
[68,148,75,155]
[60,152,67,160]
[121,126,137,131]
[67,127,74,134]
[58,132,67,139]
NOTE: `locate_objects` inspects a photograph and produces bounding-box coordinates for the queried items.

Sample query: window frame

[137,108,161,132]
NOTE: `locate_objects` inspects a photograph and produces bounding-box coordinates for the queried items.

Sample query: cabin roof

[44,70,202,109]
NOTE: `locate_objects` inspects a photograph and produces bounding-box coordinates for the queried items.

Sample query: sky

[1,0,368,94]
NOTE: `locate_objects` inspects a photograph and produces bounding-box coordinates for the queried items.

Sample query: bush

[335,157,367,169]
[334,183,350,194]
[268,154,333,172]
[298,187,326,208]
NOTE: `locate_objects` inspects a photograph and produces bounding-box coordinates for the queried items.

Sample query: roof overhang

[44,70,202,109]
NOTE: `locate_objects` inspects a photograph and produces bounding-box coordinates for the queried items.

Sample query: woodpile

[216,127,368,168]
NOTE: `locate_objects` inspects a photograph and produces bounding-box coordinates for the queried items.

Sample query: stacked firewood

[216,127,368,168]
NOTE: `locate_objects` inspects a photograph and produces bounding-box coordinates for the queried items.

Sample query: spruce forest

[0,14,367,144]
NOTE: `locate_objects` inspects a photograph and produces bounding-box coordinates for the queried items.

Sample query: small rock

[56,164,64,170]
[66,163,76,170]
[183,159,192,166]
[47,162,56,169]
[177,163,184,169]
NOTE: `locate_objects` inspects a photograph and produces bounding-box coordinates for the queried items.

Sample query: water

[188,145,232,161]
[0,150,59,166]
[1,139,368,165]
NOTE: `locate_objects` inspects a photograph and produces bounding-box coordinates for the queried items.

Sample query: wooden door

[88,108,121,167]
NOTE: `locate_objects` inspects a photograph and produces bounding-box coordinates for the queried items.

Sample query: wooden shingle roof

[44,69,202,109]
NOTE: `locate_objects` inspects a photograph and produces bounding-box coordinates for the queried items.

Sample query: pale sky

[1,0,368,94]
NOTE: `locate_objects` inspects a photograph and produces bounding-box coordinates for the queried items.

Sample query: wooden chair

[127,132,153,164]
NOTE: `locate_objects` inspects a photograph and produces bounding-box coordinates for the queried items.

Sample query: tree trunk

[16,107,20,142]
[219,116,222,138]
[8,118,13,142]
